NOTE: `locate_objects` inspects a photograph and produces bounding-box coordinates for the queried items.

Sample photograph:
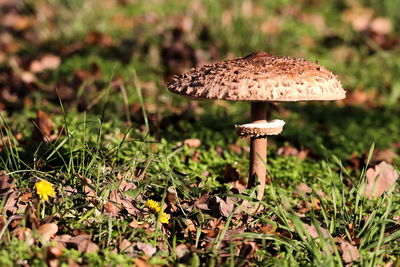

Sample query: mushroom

[167,52,345,200]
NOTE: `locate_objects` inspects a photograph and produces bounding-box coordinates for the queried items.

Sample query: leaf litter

[0,0,400,265]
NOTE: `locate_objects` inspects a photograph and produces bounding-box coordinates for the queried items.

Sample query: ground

[0,0,399,266]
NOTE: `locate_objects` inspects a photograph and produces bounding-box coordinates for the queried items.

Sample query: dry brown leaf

[166,186,178,212]
[118,179,136,191]
[20,71,37,84]
[105,190,122,215]
[137,242,156,257]
[54,234,99,253]
[239,241,258,258]
[194,193,210,211]
[3,191,19,214]
[134,258,153,267]
[121,197,139,216]
[119,239,133,253]
[260,16,283,35]
[223,225,246,240]
[341,88,378,107]
[338,239,360,264]
[277,145,309,159]
[104,201,120,215]
[175,244,189,259]
[32,110,57,142]
[183,138,201,148]
[129,219,139,228]
[30,54,61,73]
[370,17,392,35]
[295,183,312,197]
[342,6,374,32]
[185,219,196,233]
[85,32,113,47]
[38,223,58,241]
[47,242,65,267]
[304,223,330,239]
[364,161,399,199]
[191,150,201,162]
[223,164,240,183]
[215,196,234,217]
[0,172,12,195]
[11,227,34,245]
[0,13,32,31]
[48,244,63,258]
[227,144,242,154]
[370,148,397,164]
[260,223,278,234]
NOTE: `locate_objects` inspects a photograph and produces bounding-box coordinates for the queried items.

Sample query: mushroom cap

[236,119,285,138]
[167,52,345,101]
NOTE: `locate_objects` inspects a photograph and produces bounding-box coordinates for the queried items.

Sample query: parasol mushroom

[167,52,345,200]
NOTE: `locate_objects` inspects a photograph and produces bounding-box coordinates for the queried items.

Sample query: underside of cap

[236,119,285,138]
[168,52,346,102]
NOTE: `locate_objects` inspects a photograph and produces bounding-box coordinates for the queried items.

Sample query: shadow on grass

[159,101,400,160]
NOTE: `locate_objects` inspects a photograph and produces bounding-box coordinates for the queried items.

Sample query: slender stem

[248,102,267,200]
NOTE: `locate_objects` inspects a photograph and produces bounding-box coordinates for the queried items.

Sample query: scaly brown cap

[167,52,345,101]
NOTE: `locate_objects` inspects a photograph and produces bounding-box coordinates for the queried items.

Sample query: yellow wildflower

[35,180,56,201]
[145,199,161,213]
[159,211,170,224]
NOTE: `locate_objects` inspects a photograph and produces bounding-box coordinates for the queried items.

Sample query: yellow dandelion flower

[145,199,161,213]
[35,180,56,201]
[159,211,170,224]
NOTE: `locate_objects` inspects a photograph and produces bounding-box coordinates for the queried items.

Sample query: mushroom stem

[248,102,267,200]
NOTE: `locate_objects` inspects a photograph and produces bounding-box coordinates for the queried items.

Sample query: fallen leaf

[129,219,139,228]
[277,145,309,159]
[119,239,133,253]
[48,244,63,258]
[239,241,258,258]
[370,148,396,164]
[54,234,99,253]
[47,243,64,267]
[32,110,55,142]
[38,223,58,241]
[194,193,210,211]
[214,196,234,217]
[121,197,139,216]
[166,186,178,212]
[227,144,242,154]
[175,243,189,259]
[30,54,61,73]
[0,13,32,31]
[370,17,392,35]
[137,242,156,257]
[295,183,312,197]
[183,138,201,148]
[3,191,19,214]
[338,239,360,264]
[191,150,201,162]
[223,164,240,183]
[260,223,278,234]
[85,32,113,47]
[104,190,121,215]
[342,6,374,32]
[20,71,37,84]
[341,88,378,107]
[134,258,153,267]
[0,172,12,195]
[104,201,120,215]
[364,161,399,199]
[10,227,34,245]
[304,223,330,239]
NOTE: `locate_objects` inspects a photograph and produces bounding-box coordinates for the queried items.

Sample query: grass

[0,0,400,266]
